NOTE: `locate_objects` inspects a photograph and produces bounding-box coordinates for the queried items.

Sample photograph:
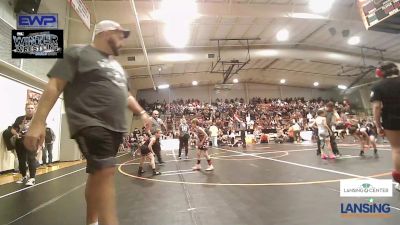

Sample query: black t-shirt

[140,139,151,154]
[370,76,400,118]
[47,45,129,138]
[12,115,32,136]
[152,137,161,152]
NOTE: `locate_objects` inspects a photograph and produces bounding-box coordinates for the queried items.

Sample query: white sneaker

[192,164,201,170]
[395,183,400,192]
[25,178,35,186]
[205,165,214,171]
[16,176,27,184]
[185,156,189,160]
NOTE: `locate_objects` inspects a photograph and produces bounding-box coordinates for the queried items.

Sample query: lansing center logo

[343,182,389,195]
[340,202,391,218]
[340,179,392,197]
[11,30,63,58]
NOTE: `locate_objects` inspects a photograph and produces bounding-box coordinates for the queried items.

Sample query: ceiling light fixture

[276,29,289,42]
[347,36,360,45]
[288,13,325,20]
[158,84,170,89]
[338,84,347,90]
[327,52,345,60]
[158,0,198,23]
[233,78,239,83]
[258,49,279,57]
[156,0,199,48]
[309,0,335,13]
[192,81,198,86]
[164,24,191,48]
[159,53,193,62]
[313,82,319,87]
[280,79,286,84]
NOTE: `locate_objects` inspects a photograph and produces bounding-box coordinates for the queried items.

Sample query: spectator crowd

[124,97,354,150]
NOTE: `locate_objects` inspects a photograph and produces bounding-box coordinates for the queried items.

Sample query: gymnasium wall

[345,85,373,115]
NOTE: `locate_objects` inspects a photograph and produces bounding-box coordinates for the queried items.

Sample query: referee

[149,110,167,164]
[149,110,167,134]
[319,102,341,157]
[370,61,400,191]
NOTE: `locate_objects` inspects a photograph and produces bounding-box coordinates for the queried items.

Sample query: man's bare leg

[86,167,118,225]
[86,174,99,225]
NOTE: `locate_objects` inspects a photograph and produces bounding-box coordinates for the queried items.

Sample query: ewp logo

[17,14,58,29]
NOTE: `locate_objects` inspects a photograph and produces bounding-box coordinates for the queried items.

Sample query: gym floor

[0,142,399,225]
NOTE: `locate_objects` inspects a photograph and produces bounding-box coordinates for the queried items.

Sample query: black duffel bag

[2,126,16,150]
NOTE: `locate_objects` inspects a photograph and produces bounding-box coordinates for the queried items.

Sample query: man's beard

[108,38,120,56]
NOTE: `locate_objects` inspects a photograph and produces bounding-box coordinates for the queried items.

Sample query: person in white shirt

[209,122,219,148]
[292,122,301,143]
[247,120,255,131]
[229,129,236,146]
[312,110,335,159]
[253,126,261,144]
[307,112,313,122]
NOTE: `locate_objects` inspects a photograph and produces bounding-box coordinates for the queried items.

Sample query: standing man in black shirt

[178,118,190,159]
[322,102,341,157]
[43,126,55,167]
[12,103,37,186]
[370,61,400,191]
[24,20,151,225]
[234,114,247,148]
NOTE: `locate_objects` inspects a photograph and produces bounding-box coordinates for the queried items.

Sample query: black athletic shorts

[140,145,151,155]
[366,129,376,137]
[383,114,400,131]
[198,138,209,151]
[75,126,123,174]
